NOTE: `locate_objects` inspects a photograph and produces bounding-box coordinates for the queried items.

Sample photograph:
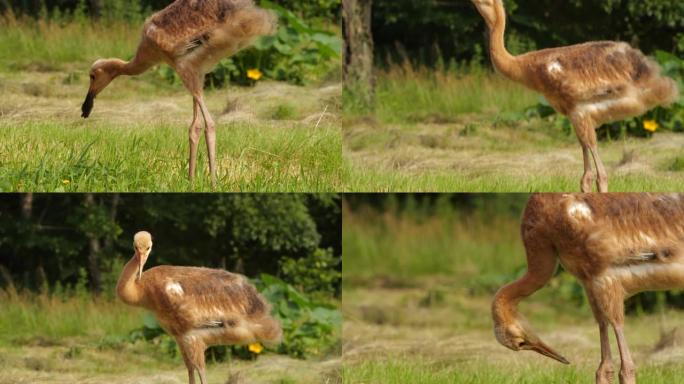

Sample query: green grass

[0,119,340,192]
[369,63,539,123]
[342,202,524,282]
[344,360,684,384]
[0,290,139,344]
[0,17,139,70]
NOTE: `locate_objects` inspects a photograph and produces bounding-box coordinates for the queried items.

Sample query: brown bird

[116,231,282,384]
[82,0,276,184]
[492,193,684,384]
[471,0,679,192]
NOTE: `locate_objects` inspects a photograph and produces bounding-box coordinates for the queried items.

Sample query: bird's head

[494,320,569,364]
[471,0,501,29]
[133,231,153,281]
[81,58,124,118]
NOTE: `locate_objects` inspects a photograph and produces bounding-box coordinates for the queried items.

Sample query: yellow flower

[62,179,70,185]
[246,69,263,81]
[248,342,264,354]
[643,120,658,132]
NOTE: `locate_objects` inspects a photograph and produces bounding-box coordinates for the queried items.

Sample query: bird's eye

[90,74,95,80]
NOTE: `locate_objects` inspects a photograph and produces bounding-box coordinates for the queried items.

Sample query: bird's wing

[528,42,659,104]
[150,267,269,329]
[143,0,253,55]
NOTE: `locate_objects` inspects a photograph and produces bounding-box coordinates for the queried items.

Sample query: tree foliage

[372,0,684,66]
[0,193,341,298]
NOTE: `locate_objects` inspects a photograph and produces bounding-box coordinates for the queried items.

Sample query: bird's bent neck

[116,255,145,306]
[104,57,150,77]
[486,1,523,82]
[492,281,521,329]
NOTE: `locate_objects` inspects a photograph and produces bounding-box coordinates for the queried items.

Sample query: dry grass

[343,283,684,384]
[343,117,684,192]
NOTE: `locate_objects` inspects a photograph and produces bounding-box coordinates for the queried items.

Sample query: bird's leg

[188,98,202,182]
[581,146,594,193]
[198,367,208,384]
[614,325,636,384]
[596,321,614,384]
[195,92,217,187]
[573,117,607,192]
[589,146,609,193]
[178,342,196,384]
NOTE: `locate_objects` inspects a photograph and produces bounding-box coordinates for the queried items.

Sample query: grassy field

[343,65,684,192]
[0,18,341,192]
[342,201,684,383]
[0,289,340,384]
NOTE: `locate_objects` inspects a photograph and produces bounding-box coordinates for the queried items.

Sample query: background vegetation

[0,193,341,382]
[343,194,684,383]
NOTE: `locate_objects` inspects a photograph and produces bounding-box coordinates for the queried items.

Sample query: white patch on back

[547,60,563,75]
[637,231,656,246]
[568,201,592,220]
[165,281,184,296]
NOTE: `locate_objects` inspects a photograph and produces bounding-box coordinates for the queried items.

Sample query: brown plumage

[493,194,684,384]
[82,0,277,185]
[472,0,680,192]
[117,231,282,384]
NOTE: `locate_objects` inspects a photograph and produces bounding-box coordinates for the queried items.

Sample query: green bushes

[372,0,684,67]
[202,1,341,86]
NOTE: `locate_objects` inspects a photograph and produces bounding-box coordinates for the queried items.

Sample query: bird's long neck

[487,1,523,82]
[104,56,152,78]
[116,255,145,306]
[492,273,543,337]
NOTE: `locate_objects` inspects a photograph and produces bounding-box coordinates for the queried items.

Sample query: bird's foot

[596,364,614,384]
[618,367,636,384]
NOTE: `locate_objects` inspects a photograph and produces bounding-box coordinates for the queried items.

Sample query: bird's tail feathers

[231,7,278,39]
[249,314,282,345]
[643,76,680,108]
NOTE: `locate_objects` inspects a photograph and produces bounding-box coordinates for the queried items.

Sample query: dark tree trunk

[84,194,102,295]
[343,0,375,111]
[20,193,47,290]
[89,0,103,19]
[103,194,120,253]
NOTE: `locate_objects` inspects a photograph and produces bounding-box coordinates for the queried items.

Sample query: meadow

[342,198,684,383]
[343,64,684,192]
[0,17,341,192]
[0,287,341,384]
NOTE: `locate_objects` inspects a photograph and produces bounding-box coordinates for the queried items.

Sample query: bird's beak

[528,340,570,364]
[81,90,95,118]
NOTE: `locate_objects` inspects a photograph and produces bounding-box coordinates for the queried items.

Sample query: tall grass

[0,120,341,192]
[372,62,538,123]
[0,15,140,70]
[342,197,526,283]
[0,288,139,344]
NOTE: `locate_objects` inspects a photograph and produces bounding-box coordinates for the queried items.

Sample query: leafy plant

[279,248,341,300]
[204,1,341,87]
[258,274,341,358]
